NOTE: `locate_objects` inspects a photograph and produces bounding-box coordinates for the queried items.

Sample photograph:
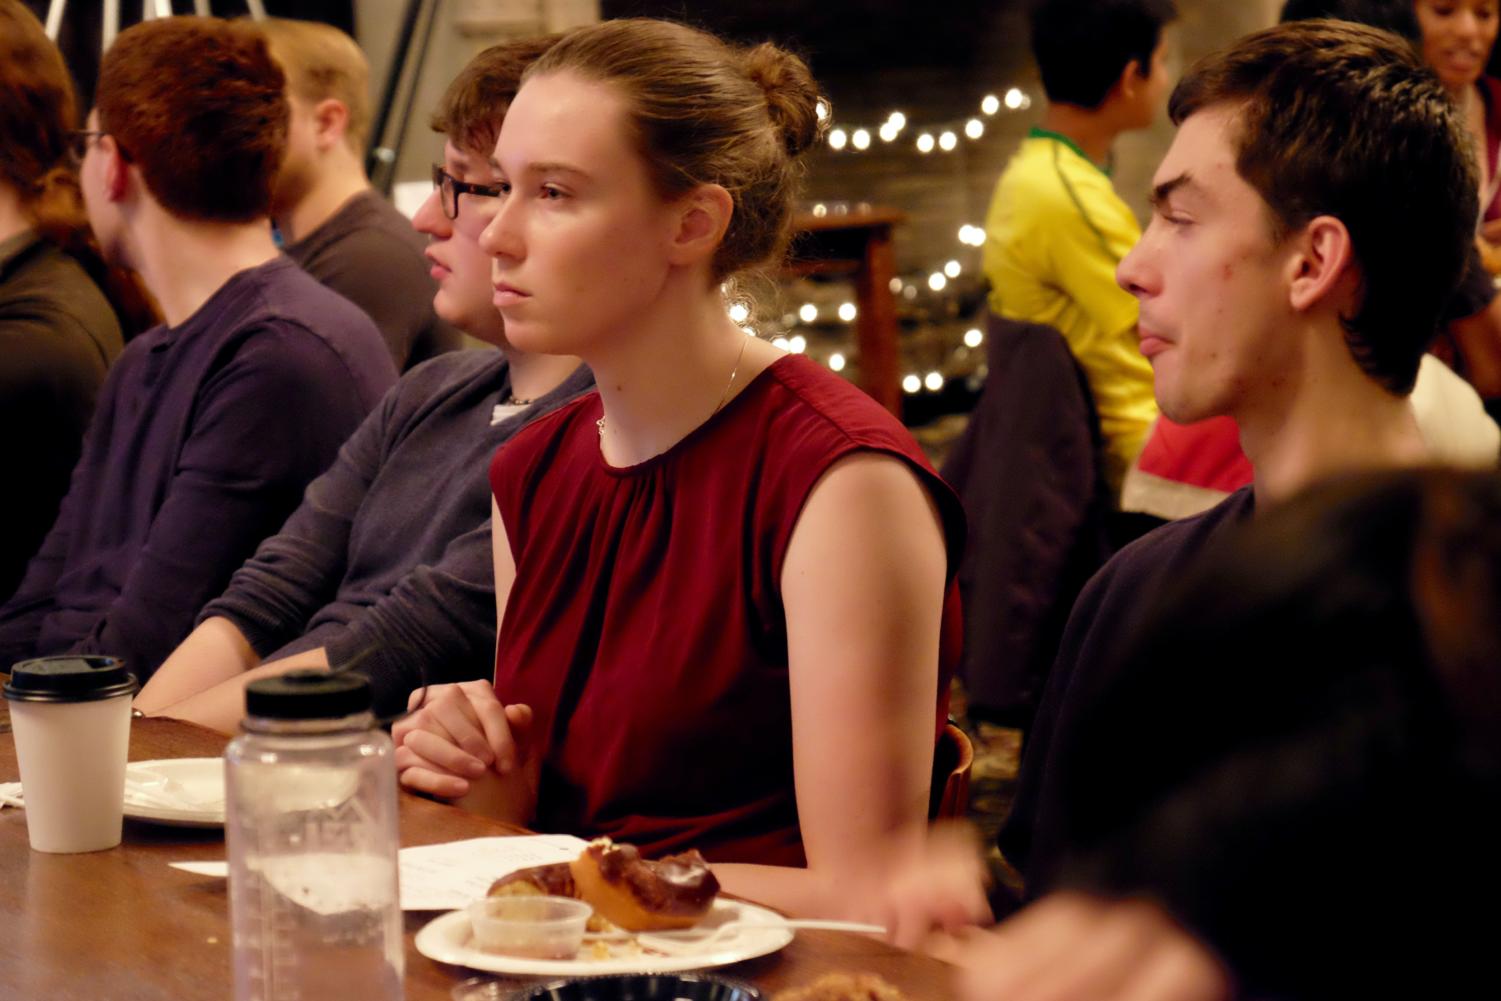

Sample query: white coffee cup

[4,656,138,853]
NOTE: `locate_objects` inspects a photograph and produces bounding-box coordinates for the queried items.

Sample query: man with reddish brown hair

[0,16,396,683]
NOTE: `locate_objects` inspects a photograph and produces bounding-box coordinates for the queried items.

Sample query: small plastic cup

[467,895,592,959]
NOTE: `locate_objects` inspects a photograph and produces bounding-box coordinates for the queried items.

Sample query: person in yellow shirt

[984,0,1177,496]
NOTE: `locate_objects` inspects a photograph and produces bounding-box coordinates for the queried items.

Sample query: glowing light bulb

[981,94,1000,116]
[829,352,846,372]
[837,302,857,322]
[741,325,758,337]
[965,118,984,140]
[964,327,984,348]
[772,337,790,350]
[1004,87,1025,110]
[887,111,907,130]
[879,122,898,143]
[889,277,903,294]
[816,98,832,122]
[924,371,945,392]
[728,302,750,324]
[852,128,871,151]
[916,133,936,154]
[902,374,922,394]
[828,128,848,151]
[799,303,818,324]
[789,334,807,353]
[812,202,828,217]
[939,131,958,152]
[928,272,947,292]
[944,260,962,279]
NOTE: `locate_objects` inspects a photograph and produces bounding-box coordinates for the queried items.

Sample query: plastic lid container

[467,896,592,960]
[3,656,137,703]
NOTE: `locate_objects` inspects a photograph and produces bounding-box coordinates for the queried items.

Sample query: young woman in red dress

[392,18,984,935]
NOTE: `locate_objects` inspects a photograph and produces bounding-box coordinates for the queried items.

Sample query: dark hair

[1056,468,1501,997]
[1030,0,1178,109]
[0,0,156,335]
[430,35,560,157]
[96,16,288,223]
[1278,0,1421,41]
[526,18,824,283]
[1169,20,1474,395]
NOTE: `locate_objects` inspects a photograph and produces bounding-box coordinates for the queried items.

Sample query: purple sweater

[199,351,593,715]
[0,256,395,680]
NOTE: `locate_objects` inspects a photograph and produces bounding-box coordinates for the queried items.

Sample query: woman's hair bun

[741,41,825,157]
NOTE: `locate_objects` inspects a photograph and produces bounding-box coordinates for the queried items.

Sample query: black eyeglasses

[432,164,503,220]
[65,129,108,166]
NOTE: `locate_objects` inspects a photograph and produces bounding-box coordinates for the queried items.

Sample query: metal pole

[245,0,267,19]
[365,0,434,195]
[103,0,119,54]
[44,0,66,41]
[193,0,209,14]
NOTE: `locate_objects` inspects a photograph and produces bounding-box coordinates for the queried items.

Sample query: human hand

[954,892,1231,1001]
[392,680,533,798]
[847,822,994,951]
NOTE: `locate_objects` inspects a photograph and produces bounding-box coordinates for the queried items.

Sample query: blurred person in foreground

[256,17,460,371]
[953,467,1501,1000]
[0,0,156,602]
[136,37,591,725]
[0,16,394,682]
[1004,19,1479,897]
[982,0,1177,504]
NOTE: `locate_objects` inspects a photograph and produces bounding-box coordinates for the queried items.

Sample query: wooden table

[789,207,907,417]
[0,718,956,999]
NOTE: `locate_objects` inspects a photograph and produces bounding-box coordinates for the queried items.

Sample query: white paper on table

[169,833,591,911]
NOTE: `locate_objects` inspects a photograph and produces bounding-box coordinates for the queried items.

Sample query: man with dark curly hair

[0,16,395,682]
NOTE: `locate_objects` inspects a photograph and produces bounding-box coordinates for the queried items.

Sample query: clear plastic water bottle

[225,670,403,1001]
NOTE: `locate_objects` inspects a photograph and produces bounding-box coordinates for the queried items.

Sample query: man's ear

[1113,58,1145,104]
[311,98,351,151]
[99,135,131,203]
[1286,215,1357,315]
[666,183,733,268]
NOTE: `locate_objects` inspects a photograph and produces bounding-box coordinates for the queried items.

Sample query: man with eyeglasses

[256,18,461,372]
[0,17,395,683]
[136,36,591,730]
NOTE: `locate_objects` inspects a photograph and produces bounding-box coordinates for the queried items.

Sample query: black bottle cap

[244,670,372,720]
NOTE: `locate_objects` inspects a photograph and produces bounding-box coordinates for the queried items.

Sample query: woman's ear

[1286,214,1357,315]
[667,183,734,267]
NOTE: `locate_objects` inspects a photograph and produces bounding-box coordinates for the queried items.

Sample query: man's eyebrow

[1149,172,1194,209]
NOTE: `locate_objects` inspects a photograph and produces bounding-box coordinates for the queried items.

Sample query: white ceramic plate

[124,758,225,828]
[415,899,794,976]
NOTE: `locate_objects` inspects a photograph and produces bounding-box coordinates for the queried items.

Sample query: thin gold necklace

[597,336,750,439]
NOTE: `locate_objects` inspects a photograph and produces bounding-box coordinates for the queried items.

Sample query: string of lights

[815,87,1034,155]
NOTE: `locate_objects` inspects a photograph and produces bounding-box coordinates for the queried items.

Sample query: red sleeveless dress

[489,355,965,864]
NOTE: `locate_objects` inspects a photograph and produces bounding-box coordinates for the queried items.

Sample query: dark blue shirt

[0,256,395,680]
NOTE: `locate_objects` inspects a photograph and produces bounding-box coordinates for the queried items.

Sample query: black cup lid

[3,656,138,703]
[245,670,372,720]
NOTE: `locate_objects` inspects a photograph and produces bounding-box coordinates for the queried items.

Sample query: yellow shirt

[983,128,1158,495]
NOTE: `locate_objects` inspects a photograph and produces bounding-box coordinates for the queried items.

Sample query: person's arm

[145,513,496,731]
[72,327,375,679]
[711,453,966,941]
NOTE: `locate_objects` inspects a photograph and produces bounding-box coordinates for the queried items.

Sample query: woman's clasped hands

[392,681,536,805]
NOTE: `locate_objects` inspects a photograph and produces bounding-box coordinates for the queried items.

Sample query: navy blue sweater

[0,256,395,680]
